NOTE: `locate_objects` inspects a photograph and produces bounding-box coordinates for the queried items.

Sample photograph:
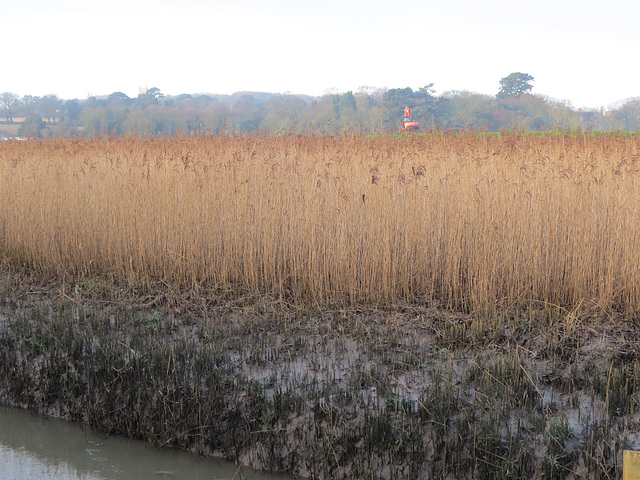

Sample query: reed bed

[1,132,640,314]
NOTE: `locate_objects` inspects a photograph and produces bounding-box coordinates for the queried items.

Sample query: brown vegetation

[1,132,640,315]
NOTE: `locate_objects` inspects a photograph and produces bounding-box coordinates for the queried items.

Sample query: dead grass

[1,132,640,315]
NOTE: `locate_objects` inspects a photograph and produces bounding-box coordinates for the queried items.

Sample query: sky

[2,0,639,109]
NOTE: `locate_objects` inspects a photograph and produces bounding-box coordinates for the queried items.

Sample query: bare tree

[0,92,20,122]
[38,95,62,123]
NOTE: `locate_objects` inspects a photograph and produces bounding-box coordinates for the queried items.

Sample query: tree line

[2,74,640,138]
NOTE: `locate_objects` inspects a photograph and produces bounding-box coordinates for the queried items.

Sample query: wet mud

[1,274,640,479]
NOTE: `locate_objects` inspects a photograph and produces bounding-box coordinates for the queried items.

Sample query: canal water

[0,405,288,480]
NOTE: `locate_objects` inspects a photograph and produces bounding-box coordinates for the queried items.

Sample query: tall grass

[1,132,640,314]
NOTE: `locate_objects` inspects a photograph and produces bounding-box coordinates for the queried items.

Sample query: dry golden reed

[1,132,640,314]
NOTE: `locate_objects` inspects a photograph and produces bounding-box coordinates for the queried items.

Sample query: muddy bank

[1,272,640,479]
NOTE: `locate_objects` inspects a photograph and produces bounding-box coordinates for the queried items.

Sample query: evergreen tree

[497,73,534,99]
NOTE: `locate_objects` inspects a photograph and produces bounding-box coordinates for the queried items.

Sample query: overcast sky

[2,0,638,108]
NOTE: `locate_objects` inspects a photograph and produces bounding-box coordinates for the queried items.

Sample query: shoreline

[1,268,639,478]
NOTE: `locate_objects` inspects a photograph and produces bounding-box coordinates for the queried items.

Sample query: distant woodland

[2,74,640,138]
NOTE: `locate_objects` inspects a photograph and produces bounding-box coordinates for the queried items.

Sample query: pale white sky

[2,0,638,108]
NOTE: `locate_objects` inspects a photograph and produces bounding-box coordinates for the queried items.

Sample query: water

[0,405,288,480]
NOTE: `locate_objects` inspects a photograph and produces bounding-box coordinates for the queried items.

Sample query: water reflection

[0,405,287,480]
